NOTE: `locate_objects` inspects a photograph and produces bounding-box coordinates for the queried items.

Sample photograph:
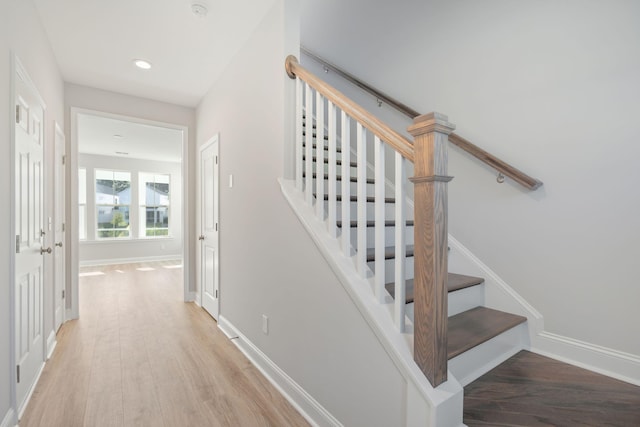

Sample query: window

[79,168,87,240]
[95,170,131,239]
[140,173,170,237]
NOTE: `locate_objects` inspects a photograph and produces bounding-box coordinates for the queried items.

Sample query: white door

[199,137,219,319]
[53,123,66,332]
[14,60,47,413]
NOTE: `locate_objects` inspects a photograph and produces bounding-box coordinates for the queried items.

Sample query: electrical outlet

[262,315,269,335]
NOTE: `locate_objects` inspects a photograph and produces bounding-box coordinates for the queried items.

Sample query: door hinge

[62,290,65,299]
[215,289,218,299]
[215,156,218,165]
[62,223,65,232]
[15,105,20,124]
[16,365,20,383]
[62,155,66,165]
[15,235,20,253]
[215,223,218,232]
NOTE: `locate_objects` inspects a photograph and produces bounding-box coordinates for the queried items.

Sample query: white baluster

[295,78,303,191]
[357,123,367,276]
[374,136,385,302]
[340,112,351,256]
[315,94,325,218]
[304,83,313,206]
[327,101,337,238]
[394,152,407,332]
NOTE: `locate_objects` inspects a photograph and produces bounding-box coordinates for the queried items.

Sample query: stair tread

[302,143,342,153]
[448,306,527,360]
[385,273,484,303]
[336,219,414,228]
[316,194,396,204]
[366,245,414,262]
[302,172,374,184]
[303,155,357,168]
[302,131,329,141]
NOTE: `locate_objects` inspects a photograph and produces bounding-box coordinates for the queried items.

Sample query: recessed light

[115,151,129,155]
[113,134,124,139]
[191,3,208,17]
[133,59,152,70]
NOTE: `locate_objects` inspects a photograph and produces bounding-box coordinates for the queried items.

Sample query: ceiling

[78,113,183,162]
[33,0,276,107]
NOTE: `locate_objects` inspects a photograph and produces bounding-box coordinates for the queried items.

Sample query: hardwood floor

[20,261,309,427]
[464,350,640,427]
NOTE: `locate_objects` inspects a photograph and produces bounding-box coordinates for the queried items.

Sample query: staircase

[302,117,528,387]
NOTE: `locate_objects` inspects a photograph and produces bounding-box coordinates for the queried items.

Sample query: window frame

[139,172,171,238]
[95,169,132,240]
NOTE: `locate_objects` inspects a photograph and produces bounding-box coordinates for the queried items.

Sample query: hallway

[19,261,309,427]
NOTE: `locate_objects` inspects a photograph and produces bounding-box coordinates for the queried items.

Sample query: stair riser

[404,284,486,321]
[368,256,415,282]
[329,201,409,221]
[348,226,414,248]
[315,163,374,179]
[448,322,528,387]
[312,178,376,197]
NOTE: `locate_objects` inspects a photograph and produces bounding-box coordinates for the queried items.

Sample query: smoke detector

[191,2,208,17]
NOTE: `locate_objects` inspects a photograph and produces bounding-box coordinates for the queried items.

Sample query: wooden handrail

[286,55,415,162]
[301,47,421,118]
[300,47,543,191]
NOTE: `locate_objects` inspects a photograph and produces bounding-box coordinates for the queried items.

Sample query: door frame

[10,53,48,421]
[68,108,191,319]
[197,134,220,316]
[53,121,66,334]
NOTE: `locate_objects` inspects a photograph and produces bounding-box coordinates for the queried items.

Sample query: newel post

[408,112,455,387]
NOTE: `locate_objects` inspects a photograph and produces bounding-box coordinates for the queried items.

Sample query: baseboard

[218,316,342,427]
[532,331,640,386]
[46,330,57,359]
[65,308,77,321]
[1,408,16,427]
[17,361,45,419]
[79,255,181,267]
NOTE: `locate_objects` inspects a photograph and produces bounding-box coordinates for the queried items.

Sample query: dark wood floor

[464,350,640,427]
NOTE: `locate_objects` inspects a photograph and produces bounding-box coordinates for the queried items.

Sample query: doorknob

[55,242,63,248]
[40,247,52,255]
[198,235,205,241]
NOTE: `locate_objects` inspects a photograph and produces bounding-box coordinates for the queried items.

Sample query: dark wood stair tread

[303,155,357,168]
[302,131,329,141]
[366,245,414,262]
[302,142,342,153]
[315,194,396,204]
[336,219,414,228]
[448,306,526,360]
[302,172,374,184]
[385,273,484,303]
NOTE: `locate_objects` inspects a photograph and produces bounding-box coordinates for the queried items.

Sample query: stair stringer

[280,178,465,427]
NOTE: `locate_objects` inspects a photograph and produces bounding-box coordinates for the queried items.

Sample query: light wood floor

[20,261,309,427]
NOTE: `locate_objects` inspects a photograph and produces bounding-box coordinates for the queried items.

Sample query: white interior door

[200,137,219,319]
[53,123,65,332]
[14,60,47,414]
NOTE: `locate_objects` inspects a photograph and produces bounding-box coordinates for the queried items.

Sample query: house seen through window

[96,169,131,239]
[140,173,170,237]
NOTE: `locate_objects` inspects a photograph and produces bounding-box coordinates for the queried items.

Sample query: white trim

[532,332,640,386]
[46,330,57,359]
[447,235,544,337]
[218,316,342,427]
[280,179,464,427]
[1,408,16,427]
[79,255,181,267]
[69,107,191,321]
[17,362,45,419]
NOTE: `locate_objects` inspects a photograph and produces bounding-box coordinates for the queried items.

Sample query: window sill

[80,236,175,244]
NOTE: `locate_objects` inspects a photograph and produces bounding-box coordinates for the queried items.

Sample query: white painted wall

[64,84,197,308]
[78,153,182,265]
[301,0,640,356]
[196,1,409,425]
[0,0,65,423]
